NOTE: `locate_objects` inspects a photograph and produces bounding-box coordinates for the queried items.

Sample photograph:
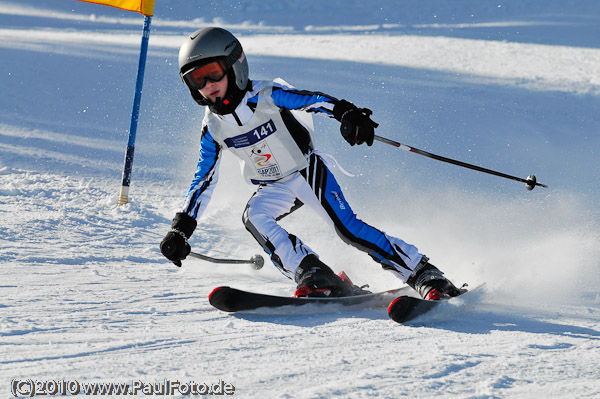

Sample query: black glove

[333,99,378,146]
[160,212,197,267]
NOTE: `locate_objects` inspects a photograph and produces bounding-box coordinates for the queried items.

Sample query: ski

[208,285,413,313]
[388,284,482,323]
[387,296,446,323]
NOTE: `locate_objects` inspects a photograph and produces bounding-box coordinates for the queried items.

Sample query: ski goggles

[182,61,227,90]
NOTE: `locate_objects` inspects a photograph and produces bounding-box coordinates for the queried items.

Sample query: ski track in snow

[1,1,600,398]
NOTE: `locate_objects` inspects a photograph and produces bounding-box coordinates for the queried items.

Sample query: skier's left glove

[160,212,197,267]
[333,99,378,146]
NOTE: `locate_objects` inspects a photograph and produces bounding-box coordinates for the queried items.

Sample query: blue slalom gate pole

[118,15,152,205]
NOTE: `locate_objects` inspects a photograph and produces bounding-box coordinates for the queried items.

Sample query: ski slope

[1,1,599,397]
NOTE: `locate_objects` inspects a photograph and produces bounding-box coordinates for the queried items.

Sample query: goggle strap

[224,42,242,69]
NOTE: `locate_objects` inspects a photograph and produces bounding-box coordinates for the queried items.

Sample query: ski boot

[406,257,464,300]
[294,254,355,298]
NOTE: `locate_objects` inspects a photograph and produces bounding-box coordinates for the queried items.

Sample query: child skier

[160,27,461,300]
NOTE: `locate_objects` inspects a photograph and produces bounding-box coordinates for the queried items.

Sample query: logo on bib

[245,142,282,179]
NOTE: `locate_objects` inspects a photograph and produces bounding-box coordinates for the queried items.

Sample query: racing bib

[205,81,311,184]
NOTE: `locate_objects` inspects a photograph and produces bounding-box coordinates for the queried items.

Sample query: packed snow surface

[1,1,599,398]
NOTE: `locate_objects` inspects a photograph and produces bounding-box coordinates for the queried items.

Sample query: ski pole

[189,251,264,270]
[374,135,547,190]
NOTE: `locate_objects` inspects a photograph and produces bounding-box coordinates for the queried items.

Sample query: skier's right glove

[333,99,379,146]
[160,212,197,267]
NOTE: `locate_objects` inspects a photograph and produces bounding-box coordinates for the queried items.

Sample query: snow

[1,0,599,397]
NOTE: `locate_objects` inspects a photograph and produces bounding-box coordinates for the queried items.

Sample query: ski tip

[208,286,239,312]
[387,296,403,315]
[388,295,428,323]
[208,286,230,302]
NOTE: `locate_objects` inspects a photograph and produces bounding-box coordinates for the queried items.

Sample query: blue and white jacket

[182,79,339,220]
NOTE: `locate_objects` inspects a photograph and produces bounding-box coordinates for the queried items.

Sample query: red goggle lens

[183,61,226,90]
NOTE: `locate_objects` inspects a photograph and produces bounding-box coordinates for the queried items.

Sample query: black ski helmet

[179,27,249,110]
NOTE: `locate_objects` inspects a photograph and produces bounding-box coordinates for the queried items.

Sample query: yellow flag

[75,0,155,16]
